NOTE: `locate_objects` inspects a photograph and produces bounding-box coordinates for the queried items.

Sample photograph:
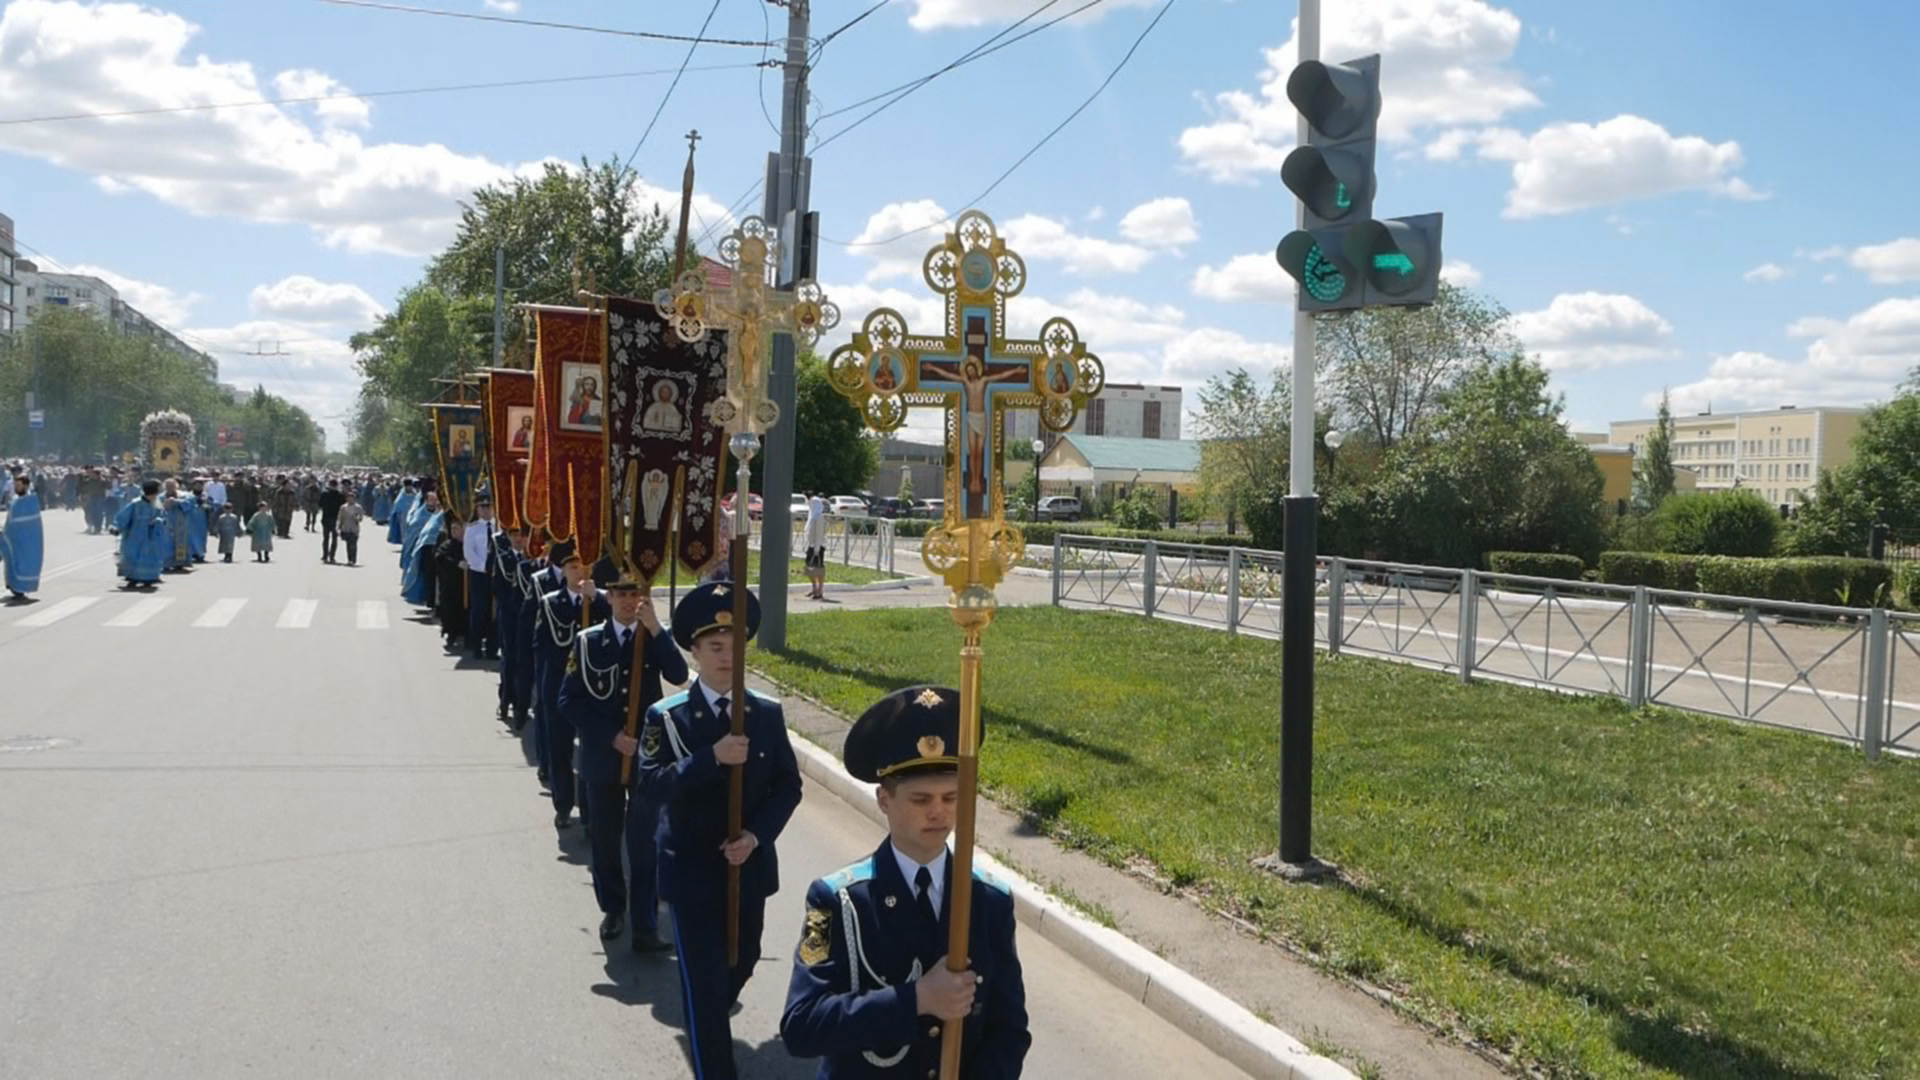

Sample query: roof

[1056,434,1201,473]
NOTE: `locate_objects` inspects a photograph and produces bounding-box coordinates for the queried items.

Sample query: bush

[1899,563,1920,610]
[1605,512,1664,553]
[1694,556,1894,608]
[1486,552,1586,581]
[1651,489,1780,557]
[1109,490,1164,531]
[1597,551,1700,591]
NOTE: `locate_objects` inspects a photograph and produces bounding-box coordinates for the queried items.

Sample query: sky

[1,0,1917,451]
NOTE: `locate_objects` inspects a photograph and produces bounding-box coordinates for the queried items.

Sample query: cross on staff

[655,215,837,967]
[827,209,1102,1080]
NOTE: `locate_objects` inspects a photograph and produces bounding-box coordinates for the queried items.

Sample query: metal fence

[1050,534,1917,759]
[745,513,896,575]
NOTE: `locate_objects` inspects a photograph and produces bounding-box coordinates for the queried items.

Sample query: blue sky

[2,0,1917,449]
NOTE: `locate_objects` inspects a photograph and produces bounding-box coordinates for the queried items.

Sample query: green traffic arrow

[1373,252,1414,276]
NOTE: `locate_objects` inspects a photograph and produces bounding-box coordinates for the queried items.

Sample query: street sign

[27,409,44,429]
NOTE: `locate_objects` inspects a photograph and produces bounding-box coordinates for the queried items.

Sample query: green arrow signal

[1372,252,1413,276]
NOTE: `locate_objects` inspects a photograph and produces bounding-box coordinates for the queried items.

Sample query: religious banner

[486,367,535,531]
[604,295,730,583]
[528,306,609,562]
[431,402,485,520]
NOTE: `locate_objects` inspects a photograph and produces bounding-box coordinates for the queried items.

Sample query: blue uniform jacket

[781,840,1030,1079]
[532,587,610,682]
[558,619,690,788]
[637,686,803,905]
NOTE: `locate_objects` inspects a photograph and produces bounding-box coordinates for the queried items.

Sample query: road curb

[784,575,934,594]
[786,732,1358,1080]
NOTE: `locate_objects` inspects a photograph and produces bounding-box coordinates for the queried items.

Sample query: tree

[1320,283,1519,450]
[1193,368,1291,523]
[790,350,876,496]
[349,287,489,468]
[1651,489,1779,556]
[1634,389,1677,509]
[1369,355,1607,567]
[1783,372,1920,555]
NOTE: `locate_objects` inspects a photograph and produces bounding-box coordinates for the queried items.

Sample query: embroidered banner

[431,402,485,520]
[486,368,535,531]
[529,307,609,562]
[606,295,730,584]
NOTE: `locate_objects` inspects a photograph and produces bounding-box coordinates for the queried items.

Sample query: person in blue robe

[387,481,417,547]
[400,493,446,607]
[398,487,429,576]
[163,481,193,572]
[1,473,44,601]
[111,480,170,589]
[372,481,394,526]
[185,480,210,563]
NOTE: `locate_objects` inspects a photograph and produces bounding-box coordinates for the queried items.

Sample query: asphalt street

[0,518,1251,1080]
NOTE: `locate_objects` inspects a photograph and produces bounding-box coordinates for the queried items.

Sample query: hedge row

[1598,552,1700,592]
[1485,551,1586,581]
[1695,556,1895,609]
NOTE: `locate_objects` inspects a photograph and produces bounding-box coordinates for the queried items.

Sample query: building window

[1086,397,1106,436]
[1141,400,1161,439]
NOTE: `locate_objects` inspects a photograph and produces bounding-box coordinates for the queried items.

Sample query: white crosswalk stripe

[106,597,174,627]
[13,596,100,628]
[192,598,248,629]
[276,599,319,629]
[356,601,389,630]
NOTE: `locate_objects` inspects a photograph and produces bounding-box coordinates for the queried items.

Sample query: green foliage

[897,469,914,504]
[791,350,876,497]
[1781,374,1920,555]
[1320,281,1519,449]
[349,286,488,467]
[1780,467,1877,556]
[1603,509,1664,553]
[1633,389,1677,509]
[1897,562,1920,610]
[1193,368,1292,522]
[1485,551,1586,580]
[1107,488,1163,530]
[1649,489,1780,556]
[1009,465,1037,520]
[1597,551,1700,591]
[1695,556,1893,607]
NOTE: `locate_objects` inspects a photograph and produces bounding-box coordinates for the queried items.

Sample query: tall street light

[1031,438,1045,519]
[1323,428,1344,488]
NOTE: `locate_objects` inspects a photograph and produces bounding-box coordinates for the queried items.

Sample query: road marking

[105,597,173,627]
[192,598,247,628]
[41,550,115,582]
[356,601,388,630]
[13,597,100,628]
[277,599,318,629]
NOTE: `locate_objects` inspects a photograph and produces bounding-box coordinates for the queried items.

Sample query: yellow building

[1609,405,1864,507]
[1584,444,1698,509]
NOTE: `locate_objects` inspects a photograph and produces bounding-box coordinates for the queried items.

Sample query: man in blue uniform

[558,569,688,952]
[492,523,536,731]
[781,686,1030,1079]
[638,582,804,1080]
[531,540,606,828]
[519,530,561,764]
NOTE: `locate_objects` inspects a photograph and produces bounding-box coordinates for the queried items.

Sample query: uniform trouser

[539,670,576,815]
[342,534,359,564]
[670,891,767,1080]
[467,570,495,654]
[585,780,662,933]
[495,598,521,709]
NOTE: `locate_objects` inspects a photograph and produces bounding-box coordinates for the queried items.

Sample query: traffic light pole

[1272,0,1330,878]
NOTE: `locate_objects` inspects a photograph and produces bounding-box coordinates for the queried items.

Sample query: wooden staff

[619,596,650,787]
[940,523,991,1080]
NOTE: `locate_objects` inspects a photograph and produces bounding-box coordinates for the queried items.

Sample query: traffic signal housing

[1274,55,1379,312]
[1344,212,1444,307]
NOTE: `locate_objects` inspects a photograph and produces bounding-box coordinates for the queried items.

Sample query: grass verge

[757,606,1920,1080]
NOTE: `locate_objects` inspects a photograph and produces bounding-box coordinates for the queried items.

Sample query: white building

[17,259,217,377]
[1004,382,1183,444]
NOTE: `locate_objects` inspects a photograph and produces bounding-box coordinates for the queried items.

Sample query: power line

[313,0,773,47]
[621,0,727,180]
[0,64,763,127]
[756,0,781,138]
[812,0,891,59]
[820,0,1175,249]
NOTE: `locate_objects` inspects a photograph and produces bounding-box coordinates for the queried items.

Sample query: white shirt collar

[893,845,949,915]
[698,679,730,712]
[611,618,638,640]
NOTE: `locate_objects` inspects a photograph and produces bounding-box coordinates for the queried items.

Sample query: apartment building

[17,258,217,377]
[1609,405,1865,507]
[0,212,17,339]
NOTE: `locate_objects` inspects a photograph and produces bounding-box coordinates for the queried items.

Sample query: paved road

[0,520,1251,1080]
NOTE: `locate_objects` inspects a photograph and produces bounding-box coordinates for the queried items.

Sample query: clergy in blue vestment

[398,489,429,577]
[184,480,210,563]
[400,491,445,606]
[391,482,420,554]
[1,472,44,600]
[112,480,169,589]
[163,480,193,572]
[372,481,394,525]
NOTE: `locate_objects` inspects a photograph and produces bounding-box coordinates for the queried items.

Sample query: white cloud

[1666,298,1920,414]
[1085,206,1106,223]
[1512,292,1674,372]
[1191,252,1290,304]
[65,262,201,327]
[849,200,954,282]
[483,0,520,11]
[185,317,362,441]
[1455,115,1761,218]
[271,68,369,129]
[1001,215,1153,275]
[1162,326,1289,380]
[0,0,554,256]
[1848,238,1920,284]
[1440,260,1482,287]
[1180,0,1540,183]
[1743,262,1789,283]
[905,0,1154,30]
[249,275,386,326]
[1117,197,1198,249]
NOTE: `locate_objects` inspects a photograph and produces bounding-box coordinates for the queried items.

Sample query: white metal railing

[1051,534,1915,760]
[747,513,896,575]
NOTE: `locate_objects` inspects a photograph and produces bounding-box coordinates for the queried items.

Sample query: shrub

[1605,512,1664,553]
[1597,551,1700,591]
[1694,556,1894,608]
[1486,552,1586,581]
[1898,563,1920,610]
[1109,490,1164,531]
[1651,489,1781,557]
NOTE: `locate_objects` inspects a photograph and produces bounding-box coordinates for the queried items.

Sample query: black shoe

[553,811,571,830]
[496,703,509,723]
[631,930,672,954]
[512,706,531,731]
[599,912,625,941]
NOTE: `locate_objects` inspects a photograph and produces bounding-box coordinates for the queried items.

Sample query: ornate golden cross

[655,215,840,435]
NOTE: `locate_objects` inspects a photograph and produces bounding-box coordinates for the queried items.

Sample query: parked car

[869,496,917,519]
[1035,495,1082,522]
[920,498,945,518]
[790,493,810,516]
[721,493,764,520]
[829,495,869,515]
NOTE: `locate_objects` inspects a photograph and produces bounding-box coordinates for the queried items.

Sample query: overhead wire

[620,0,727,180]
[312,0,773,47]
[756,0,782,138]
[811,0,891,60]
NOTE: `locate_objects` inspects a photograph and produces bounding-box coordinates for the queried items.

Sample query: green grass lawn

[668,549,904,588]
[756,606,1920,1080]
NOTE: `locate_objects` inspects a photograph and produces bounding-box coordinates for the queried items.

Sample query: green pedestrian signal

[1276,229,1359,312]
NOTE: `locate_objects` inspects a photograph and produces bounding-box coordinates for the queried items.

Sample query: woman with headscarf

[111,480,170,589]
[1,471,44,601]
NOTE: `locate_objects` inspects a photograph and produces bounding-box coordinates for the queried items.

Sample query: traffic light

[1344,212,1443,306]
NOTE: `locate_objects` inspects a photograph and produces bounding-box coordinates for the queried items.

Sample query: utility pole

[29,328,41,461]
[492,242,506,368]
[758,0,813,651]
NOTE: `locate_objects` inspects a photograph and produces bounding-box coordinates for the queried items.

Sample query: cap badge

[913,688,944,709]
[917,735,946,758]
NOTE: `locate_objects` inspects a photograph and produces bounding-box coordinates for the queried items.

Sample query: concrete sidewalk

[748,667,1512,1080]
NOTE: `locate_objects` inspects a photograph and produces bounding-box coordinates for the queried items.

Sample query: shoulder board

[746,688,780,705]
[656,689,691,711]
[580,624,608,641]
[821,856,876,892]
[972,866,1013,896]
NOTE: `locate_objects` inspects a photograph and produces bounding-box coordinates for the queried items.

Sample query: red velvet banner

[530,307,609,562]
[485,368,534,532]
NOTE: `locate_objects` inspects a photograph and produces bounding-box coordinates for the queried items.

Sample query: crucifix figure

[919,316,1030,518]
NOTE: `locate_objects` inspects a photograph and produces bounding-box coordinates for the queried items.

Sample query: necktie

[715,696,730,728]
[617,630,630,650]
[915,866,938,928]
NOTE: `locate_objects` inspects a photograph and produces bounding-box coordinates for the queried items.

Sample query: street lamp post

[1323,428,1344,489]
[1031,438,1045,519]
